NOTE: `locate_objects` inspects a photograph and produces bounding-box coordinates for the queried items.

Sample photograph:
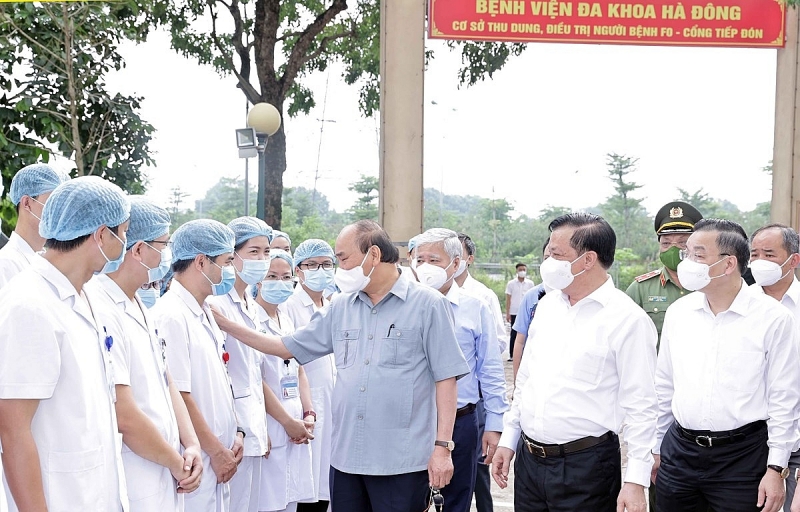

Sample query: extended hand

[616,482,646,512]
[651,453,660,485]
[427,447,454,489]
[482,431,501,466]
[209,446,237,484]
[232,433,245,465]
[758,469,786,512]
[177,445,203,493]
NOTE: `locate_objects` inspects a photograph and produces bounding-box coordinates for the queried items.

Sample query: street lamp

[246,102,282,221]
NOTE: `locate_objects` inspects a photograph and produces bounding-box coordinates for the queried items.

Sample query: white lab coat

[256,307,315,511]
[0,258,127,512]
[208,289,269,512]
[279,287,334,502]
[0,232,38,289]
[88,275,183,512]
[152,280,237,512]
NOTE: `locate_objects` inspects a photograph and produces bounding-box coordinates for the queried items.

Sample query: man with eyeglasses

[85,196,203,511]
[281,239,337,512]
[653,219,800,512]
[0,163,70,288]
[626,201,703,344]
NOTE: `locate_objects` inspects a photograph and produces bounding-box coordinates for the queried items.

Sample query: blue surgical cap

[227,216,273,247]
[171,219,235,262]
[272,230,291,245]
[126,196,171,249]
[40,176,130,242]
[10,164,70,205]
[268,249,294,270]
[293,239,335,266]
[408,235,421,252]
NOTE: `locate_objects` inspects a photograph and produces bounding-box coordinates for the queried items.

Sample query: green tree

[0,2,155,234]
[347,174,379,221]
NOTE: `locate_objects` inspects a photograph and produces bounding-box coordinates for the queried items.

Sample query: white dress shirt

[655,281,800,467]
[462,273,508,353]
[505,277,535,316]
[499,276,658,487]
[0,232,38,289]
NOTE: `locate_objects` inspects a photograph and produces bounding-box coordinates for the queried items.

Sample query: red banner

[428,0,786,48]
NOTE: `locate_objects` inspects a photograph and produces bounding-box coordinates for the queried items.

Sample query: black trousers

[329,467,429,512]
[474,399,494,512]
[441,408,479,512]
[513,433,621,512]
[656,422,769,512]
[509,315,517,358]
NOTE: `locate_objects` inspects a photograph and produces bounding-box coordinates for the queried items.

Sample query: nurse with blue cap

[0,176,130,511]
[0,163,70,288]
[151,219,242,512]
[281,238,337,511]
[86,197,204,511]
[208,216,272,512]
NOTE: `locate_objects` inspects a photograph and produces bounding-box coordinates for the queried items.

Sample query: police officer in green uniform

[625,201,703,512]
[627,201,703,342]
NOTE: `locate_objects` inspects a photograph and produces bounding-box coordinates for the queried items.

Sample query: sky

[103,28,777,220]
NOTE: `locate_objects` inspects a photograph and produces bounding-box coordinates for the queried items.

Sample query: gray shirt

[283,270,469,475]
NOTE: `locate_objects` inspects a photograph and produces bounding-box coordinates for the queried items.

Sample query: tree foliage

[347,174,378,221]
[0,1,155,234]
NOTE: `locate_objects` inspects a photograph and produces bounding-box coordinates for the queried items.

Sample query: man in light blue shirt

[212,220,469,512]
[414,228,509,512]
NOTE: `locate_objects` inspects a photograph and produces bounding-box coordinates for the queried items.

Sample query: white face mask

[750,256,793,287]
[415,261,453,290]
[676,257,727,292]
[334,250,375,294]
[539,254,585,290]
[517,270,527,278]
[454,258,468,278]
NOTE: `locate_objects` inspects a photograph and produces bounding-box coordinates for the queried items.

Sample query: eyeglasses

[145,240,170,247]
[659,240,688,250]
[679,250,730,262]
[299,262,334,271]
[140,280,163,291]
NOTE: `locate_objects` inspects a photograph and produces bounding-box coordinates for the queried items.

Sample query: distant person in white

[255,249,316,512]
[0,176,131,512]
[0,163,69,288]
[653,219,800,512]
[505,262,535,360]
[280,239,337,512]
[748,223,800,512]
[87,196,204,511]
[492,212,657,512]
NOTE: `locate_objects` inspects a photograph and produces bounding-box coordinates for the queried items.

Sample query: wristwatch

[434,440,455,451]
[768,464,790,479]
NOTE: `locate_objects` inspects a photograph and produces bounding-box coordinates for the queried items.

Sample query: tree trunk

[63,4,84,175]
[262,120,286,229]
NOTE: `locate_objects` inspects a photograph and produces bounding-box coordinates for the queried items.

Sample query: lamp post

[246,103,282,221]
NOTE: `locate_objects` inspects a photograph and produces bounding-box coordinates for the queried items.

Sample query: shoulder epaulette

[634,269,662,283]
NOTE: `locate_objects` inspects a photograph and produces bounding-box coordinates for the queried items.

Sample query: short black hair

[548,213,616,269]
[351,220,399,264]
[751,223,800,255]
[541,237,550,256]
[172,258,193,274]
[515,262,527,270]
[694,218,749,274]
[458,233,476,257]
[44,224,122,254]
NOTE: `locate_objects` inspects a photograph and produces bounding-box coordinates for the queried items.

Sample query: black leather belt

[456,403,477,418]
[676,420,766,448]
[521,431,614,458]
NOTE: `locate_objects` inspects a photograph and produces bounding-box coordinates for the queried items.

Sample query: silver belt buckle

[695,435,713,448]
[524,437,547,458]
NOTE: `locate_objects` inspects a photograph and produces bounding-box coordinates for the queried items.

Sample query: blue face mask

[203,260,236,296]
[136,287,159,309]
[235,253,270,286]
[96,229,126,275]
[260,279,295,304]
[301,267,335,292]
[140,244,172,283]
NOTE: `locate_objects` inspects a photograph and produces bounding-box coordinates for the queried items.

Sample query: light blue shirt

[283,268,470,476]
[446,283,509,432]
[513,283,547,336]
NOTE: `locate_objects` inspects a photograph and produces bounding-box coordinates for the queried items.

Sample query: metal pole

[256,133,267,221]
[244,159,249,216]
